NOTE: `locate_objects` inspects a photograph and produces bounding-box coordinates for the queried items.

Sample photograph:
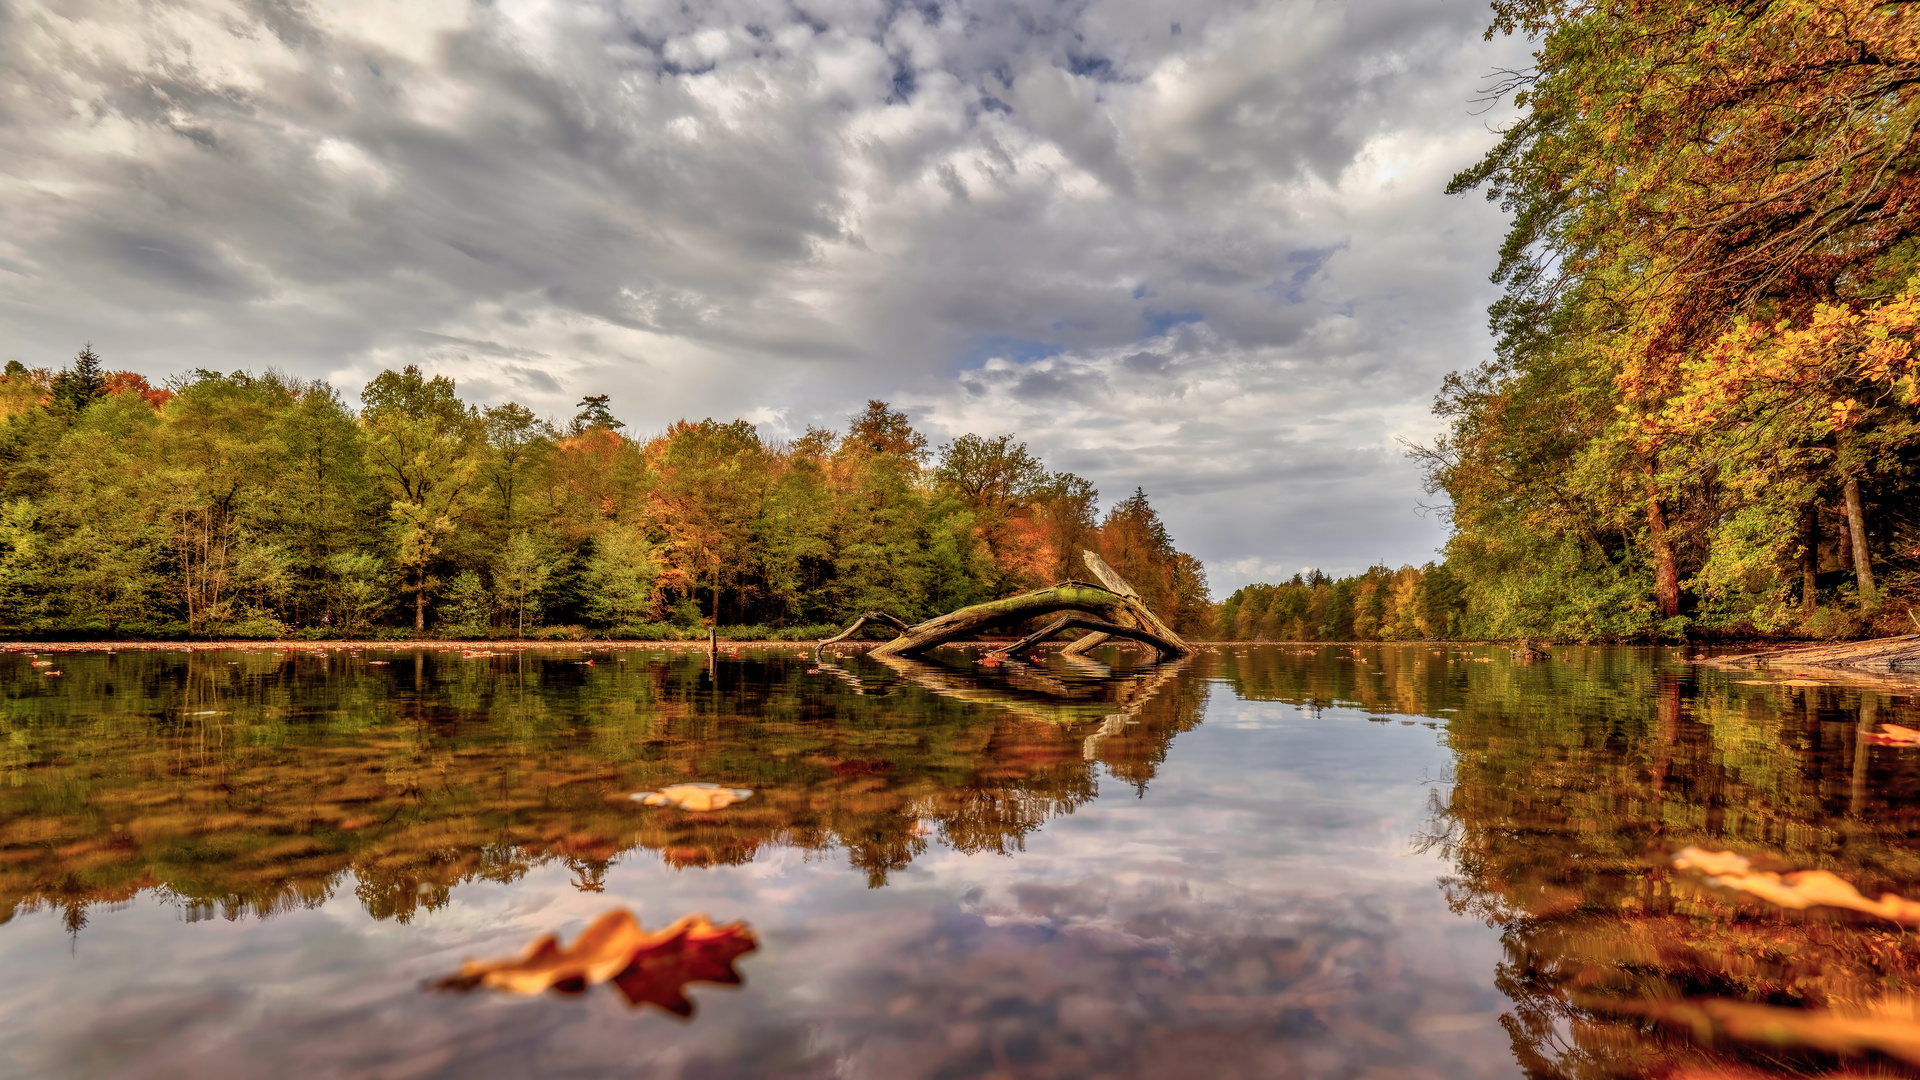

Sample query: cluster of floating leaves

[434,909,757,1017]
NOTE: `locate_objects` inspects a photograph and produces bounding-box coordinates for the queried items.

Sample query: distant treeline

[1214,564,1465,642]
[0,350,1211,640]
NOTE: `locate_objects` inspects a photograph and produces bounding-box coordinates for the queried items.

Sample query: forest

[1214,565,1465,643]
[0,352,1212,641]
[1409,0,1920,641]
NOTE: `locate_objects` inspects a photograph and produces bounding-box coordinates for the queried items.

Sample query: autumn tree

[1432,0,1920,637]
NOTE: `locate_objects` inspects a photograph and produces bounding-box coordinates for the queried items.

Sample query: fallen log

[1706,634,1920,674]
[869,582,1188,660]
[984,613,1175,660]
[815,551,1194,662]
[811,611,915,660]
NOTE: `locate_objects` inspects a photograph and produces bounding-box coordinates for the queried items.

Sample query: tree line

[1410,0,1920,640]
[1213,564,1467,642]
[0,351,1212,640]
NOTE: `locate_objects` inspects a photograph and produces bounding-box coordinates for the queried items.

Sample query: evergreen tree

[51,344,106,412]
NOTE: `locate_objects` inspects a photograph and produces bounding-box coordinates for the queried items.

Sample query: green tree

[492,530,554,633]
[440,569,493,634]
[50,344,106,412]
[581,528,659,627]
[325,552,390,633]
[359,367,484,631]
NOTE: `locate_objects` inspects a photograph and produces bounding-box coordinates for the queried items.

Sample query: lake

[2,643,1917,1078]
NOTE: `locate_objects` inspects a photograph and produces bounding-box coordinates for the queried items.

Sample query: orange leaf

[1672,848,1920,923]
[1863,723,1920,747]
[630,783,753,811]
[434,909,756,1016]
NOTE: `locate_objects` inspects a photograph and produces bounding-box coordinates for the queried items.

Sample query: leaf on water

[1594,996,1920,1066]
[433,909,756,1017]
[30,661,51,667]
[1673,848,1752,876]
[1673,847,1920,923]
[1863,723,1920,747]
[630,783,753,811]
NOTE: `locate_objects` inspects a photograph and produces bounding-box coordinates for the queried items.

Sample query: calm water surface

[3,644,1919,1078]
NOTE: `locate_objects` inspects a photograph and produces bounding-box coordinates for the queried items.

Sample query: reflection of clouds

[0,666,1509,1075]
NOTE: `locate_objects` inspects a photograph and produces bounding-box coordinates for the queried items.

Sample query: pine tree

[51,344,105,412]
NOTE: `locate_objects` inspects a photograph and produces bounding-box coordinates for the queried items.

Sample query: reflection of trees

[1419,661,1920,1077]
[0,647,1207,923]
[1204,643,1920,1075]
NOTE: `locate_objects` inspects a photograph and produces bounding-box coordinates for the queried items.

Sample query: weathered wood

[868,584,1145,658]
[986,613,1183,662]
[1080,549,1139,599]
[817,550,1194,661]
[813,611,915,659]
[1511,638,1549,662]
[1707,633,1920,672]
[1062,550,1187,658]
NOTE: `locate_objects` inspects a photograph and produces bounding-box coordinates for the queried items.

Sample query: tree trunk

[415,572,427,632]
[1647,488,1681,620]
[1844,476,1876,598]
[1801,504,1819,617]
[1062,550,1181,657]
[863,583,1191,661]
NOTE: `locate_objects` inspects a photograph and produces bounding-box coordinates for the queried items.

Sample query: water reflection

[0,647,1205,926]
[1208,642,1920,1077]
[10,643,1920,1076]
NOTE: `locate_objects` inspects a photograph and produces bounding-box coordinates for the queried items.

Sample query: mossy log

[816,552,1193,662]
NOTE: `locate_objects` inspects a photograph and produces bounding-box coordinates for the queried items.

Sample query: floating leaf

[1597,997,1920,1066]
[29,660,51,667]
[1863,723,1920,747]
[1673,847,1920,923]
[630,783,753,811]
[434,909,756,1016]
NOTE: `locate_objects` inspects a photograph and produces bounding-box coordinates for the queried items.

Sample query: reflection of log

[869,653,1185,726]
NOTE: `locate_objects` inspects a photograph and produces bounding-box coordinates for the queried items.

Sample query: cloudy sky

[0,0,1529,593]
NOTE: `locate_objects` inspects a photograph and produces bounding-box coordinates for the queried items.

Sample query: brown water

[2,643,1918,1078]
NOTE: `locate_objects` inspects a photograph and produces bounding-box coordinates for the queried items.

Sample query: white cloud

[0,0,1530,593]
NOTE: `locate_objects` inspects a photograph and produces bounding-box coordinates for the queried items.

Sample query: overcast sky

[1,0,1529,593]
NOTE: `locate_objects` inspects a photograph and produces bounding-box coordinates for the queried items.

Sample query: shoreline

[0,638,1794,652]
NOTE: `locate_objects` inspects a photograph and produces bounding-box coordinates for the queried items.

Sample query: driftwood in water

[816,551,1194,662]
[986,613,1175,659]
[811,611,914,659]
[1061,551,1127,657]
[1704,634,1920,675]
